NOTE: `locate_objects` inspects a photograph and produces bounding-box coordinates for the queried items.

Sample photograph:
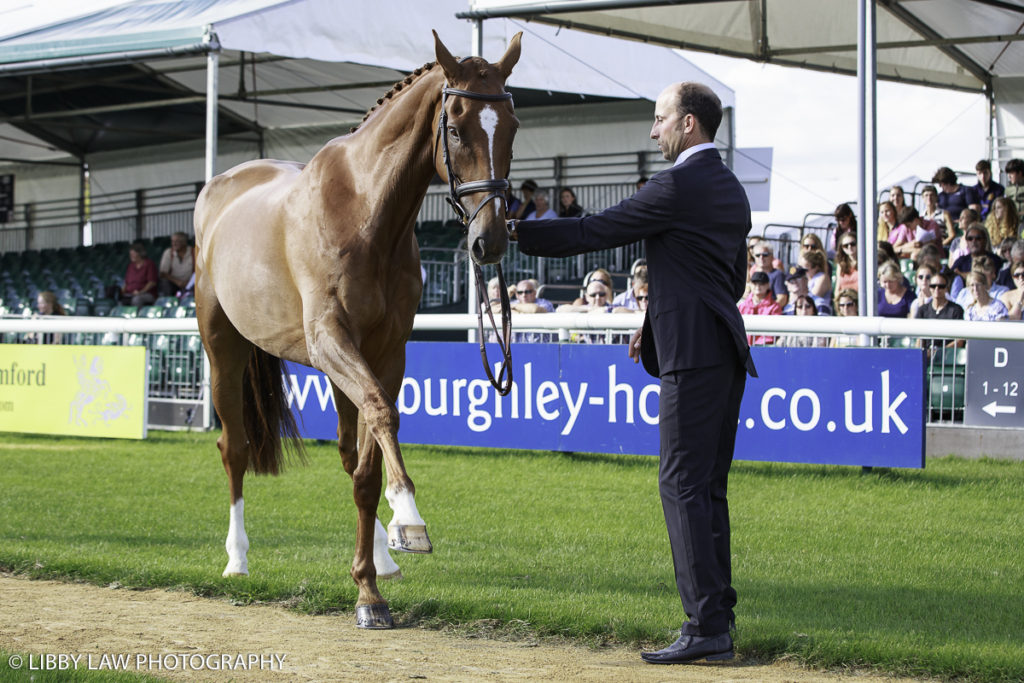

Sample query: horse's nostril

[472,236,487,262]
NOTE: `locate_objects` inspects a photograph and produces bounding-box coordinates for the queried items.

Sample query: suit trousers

[658,348,747,636]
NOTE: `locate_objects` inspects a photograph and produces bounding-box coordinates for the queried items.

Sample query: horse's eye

[447,126,460,141]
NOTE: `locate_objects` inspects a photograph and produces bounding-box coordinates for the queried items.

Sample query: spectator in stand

[507,179,538,220]
[877,261,914,318]
[955,255,1008,308]
[779,294,829,348]
[909,264,935,318]
[918,184,948,242]
[568,268,613,306]
[1003,158,1024,218]
[984,196,1020,246]
[111,241,157,306]
[877,200,898,243]
[830,203,857,255]
[834,233,859,296]
[510,278,555,343]
[799,248,832,313]
[799,233,832,277]
[26,290,67,344]
[973,159,1004,219]
[524,190,558,220]
[996,239,1024,288]
[915,270,963,353]
[951,224,1003,282]
[889,185,908,216]
[512,279,554,313]
[737,271,781,345]
[946,208,980,263]
[782,267,830,315]
[831,289,860,347]
[614,275,649,314]
[558,278,613,313]
[933,166,980,227]
[964,270,1009,321]
[749,241,788,308]
[1001,261,1024,320]
[613,268,648,310]
[158,231,194,297]
[890,206,938,260]
[877,240,899,270]
[557,188,584,218]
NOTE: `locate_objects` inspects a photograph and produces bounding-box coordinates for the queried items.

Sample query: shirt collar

[673,142,718,167]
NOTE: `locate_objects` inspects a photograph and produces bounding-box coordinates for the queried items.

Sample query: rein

[435,84,514,396]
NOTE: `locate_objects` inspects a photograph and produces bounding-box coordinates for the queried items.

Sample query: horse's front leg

[308,319,427,629]
[333,385,402,581]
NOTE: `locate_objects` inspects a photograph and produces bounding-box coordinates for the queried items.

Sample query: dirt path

[0,576,930,682]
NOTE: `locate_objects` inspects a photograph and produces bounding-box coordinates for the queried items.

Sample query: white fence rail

[3,314,1022,432]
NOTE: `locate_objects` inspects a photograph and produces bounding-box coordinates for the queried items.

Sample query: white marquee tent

[0,0,737,212]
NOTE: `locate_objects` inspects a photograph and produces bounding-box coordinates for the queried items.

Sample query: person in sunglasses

[915,271,964,352]
[511,279,554,313]
[951,224,1003,283]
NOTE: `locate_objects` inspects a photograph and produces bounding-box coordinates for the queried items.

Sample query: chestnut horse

[193,31,522,629]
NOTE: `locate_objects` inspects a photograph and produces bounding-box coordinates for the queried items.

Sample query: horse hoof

[378,569,404,581]
[356,603,394,629]
[387,523,433,554]
[222,571,248,578]
[222,563,248,577]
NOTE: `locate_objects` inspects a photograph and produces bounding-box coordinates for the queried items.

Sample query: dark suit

[517,147,755,636]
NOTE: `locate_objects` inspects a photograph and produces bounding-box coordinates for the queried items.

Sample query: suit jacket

[516,147,756,379]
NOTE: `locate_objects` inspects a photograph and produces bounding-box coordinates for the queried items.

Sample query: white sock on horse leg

[223,498,249,576]
[373,518,401,578]
[385,487,426,527]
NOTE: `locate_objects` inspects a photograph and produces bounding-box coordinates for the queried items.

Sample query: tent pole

[857,0,878,320]
[205,47,219,183]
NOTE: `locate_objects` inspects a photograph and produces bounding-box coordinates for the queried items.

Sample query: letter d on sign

[995,347,1008,368]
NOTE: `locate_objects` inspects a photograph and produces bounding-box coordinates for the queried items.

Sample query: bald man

[511,82,755,664]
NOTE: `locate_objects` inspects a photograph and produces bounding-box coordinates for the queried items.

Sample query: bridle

[434,82,514,396]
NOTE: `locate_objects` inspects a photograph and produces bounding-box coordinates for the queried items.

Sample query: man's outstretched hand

[628,327,642,363]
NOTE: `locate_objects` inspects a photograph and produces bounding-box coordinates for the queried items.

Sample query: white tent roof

[0,0,734,163]
[462,0,1024,93]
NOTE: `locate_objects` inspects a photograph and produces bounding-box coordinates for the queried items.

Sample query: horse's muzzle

[470,234,508,265]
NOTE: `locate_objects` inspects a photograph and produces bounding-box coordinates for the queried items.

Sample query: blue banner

[284,343,925,469]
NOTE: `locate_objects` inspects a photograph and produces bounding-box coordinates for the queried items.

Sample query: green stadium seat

[154,296,179,309]
[92,298,115,317]
[929,374,965,412]
[110,305,139,318]
[138,305,163,318]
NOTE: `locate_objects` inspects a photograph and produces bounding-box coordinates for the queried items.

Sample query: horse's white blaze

[385,487,426,526]
[223,498,249,576]
[373,518,401,576]
[479,105,500,217]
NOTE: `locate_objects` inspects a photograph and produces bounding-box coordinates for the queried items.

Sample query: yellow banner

[0,344,147,439]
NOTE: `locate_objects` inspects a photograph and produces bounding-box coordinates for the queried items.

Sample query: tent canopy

[0,0,734,163]
[459,0,1024,94]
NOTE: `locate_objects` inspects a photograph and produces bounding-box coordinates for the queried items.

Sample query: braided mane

[350,61,438,133]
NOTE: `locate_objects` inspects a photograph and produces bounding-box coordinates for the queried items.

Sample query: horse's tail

[241,347,306,475]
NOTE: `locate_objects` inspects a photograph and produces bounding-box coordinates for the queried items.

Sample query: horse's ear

[494,32,522,80]
[433,30,460,81]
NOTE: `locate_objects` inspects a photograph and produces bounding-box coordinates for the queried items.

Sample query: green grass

[1,431,1022,681]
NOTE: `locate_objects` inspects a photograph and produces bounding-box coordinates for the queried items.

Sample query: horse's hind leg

[198,295,253,577]
[333,386,401,581]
